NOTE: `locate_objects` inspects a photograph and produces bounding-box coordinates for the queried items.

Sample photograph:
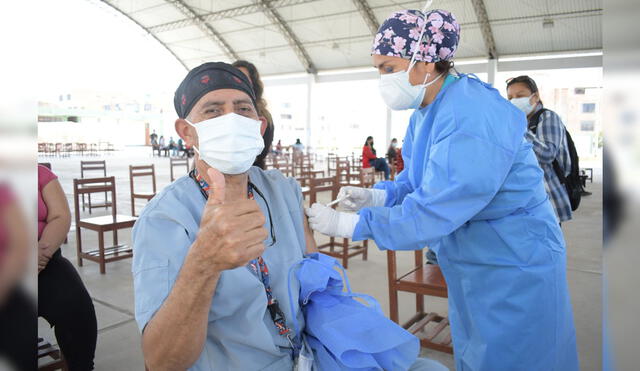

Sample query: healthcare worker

[306,8,579,371]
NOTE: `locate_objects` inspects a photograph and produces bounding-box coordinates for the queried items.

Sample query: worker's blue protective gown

[352,75,579,371]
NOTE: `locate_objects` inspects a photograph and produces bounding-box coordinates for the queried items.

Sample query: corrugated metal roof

[99,0,602,74]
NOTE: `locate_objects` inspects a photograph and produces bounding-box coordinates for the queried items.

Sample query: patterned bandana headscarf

[174,62,256,119]
[371,9,460,63]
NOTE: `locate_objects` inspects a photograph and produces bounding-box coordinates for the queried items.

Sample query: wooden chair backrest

[80,160,107,178]
[309,175,339,205]
[335,158,351,185]
[170,157,189,181]
[360,167,375,188]
[73,176,117,222]
[129,165,157,194]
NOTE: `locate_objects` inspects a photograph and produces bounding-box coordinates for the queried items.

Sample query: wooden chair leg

[76,227,83,267]
[329,237,335,253]
[416,294,424,315]
[363,239,368,261]
[98,231,105,274]
[113,229,119,257]
[390,283,399,323]
[342,238,348,269]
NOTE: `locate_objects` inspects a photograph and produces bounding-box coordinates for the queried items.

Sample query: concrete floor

[38,147,602,370]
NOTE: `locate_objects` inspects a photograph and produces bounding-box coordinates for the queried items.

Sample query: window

[582,103,596,113]
[580,120,595,131]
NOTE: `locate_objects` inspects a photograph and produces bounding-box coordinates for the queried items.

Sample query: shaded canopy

[100,0,602,75]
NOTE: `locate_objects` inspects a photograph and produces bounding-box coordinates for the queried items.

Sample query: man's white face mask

[187,113,264,175]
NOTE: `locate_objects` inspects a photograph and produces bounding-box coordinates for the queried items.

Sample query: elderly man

[132,62,447,371]
[132,62,317,370]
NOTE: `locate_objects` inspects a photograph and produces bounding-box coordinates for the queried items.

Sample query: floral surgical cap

[371,9,461,63]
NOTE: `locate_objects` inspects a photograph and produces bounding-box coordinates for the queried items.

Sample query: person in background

[275,139,283,155]
[387,138,402,176]
[395,140,404,173]
[37,165,98,370]
[169,136,178,157]
[149,130,158,145]
[292,138,304,153]
[158,135,167,156]
[177,138,186,157]
[506,75,572,224]
[232,60,275,170]
[362,136,390,180]
[0,183,34,371]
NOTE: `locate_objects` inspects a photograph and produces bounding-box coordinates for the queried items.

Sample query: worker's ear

[258,116,268,136]
[175,118,197,148]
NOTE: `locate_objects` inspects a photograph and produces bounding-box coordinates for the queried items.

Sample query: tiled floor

[37,147,602,370]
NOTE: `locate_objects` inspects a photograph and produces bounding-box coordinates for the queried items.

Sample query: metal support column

[487,58,498,86]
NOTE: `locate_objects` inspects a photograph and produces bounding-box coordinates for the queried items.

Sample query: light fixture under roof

[543,18,554,28]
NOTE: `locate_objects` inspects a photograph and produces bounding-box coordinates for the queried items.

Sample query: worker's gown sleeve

[353,76,579,371]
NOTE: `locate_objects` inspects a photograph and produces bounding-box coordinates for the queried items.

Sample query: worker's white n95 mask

[187,113,264,175]
[379,68,443,111]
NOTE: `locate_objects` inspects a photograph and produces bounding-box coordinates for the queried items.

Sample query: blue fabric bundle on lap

[288,253,420,371]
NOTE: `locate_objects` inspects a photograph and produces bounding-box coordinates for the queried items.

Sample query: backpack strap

[528,108,567,183]
[527,107,548,134]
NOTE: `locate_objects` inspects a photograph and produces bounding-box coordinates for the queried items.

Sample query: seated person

[362,136,390,180]
[37,165,98,370]
[132,62,445,371]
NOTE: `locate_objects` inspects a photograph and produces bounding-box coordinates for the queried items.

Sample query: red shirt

[38,165,58,240]
[395,148,404,173]
[362,146,376,168]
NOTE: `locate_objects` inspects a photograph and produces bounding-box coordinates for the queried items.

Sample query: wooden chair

[359,167,376,188]
[326,154,337,177]
[129,165,156,217]
[170,157,189,182]
[76,142,87,157]
[38,143,47,156]
[309,176,368,269]
[38,337,67,370]
[387,250,453,354]
[63,143,73,157]
[73,177,136,274]
[80,161,112,214]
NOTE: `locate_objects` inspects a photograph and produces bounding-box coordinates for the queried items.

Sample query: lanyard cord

[189,170,294,348]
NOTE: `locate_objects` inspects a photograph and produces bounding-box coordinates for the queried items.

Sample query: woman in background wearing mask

[362,136,390,180]
[233,60,275,170]
[506,75,573,224]
[306,8,579,371]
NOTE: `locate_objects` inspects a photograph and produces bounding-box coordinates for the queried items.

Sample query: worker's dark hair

[434,60,454,75]
[232,59,273,170]
[506,75,543,105]
[232,60,265,109]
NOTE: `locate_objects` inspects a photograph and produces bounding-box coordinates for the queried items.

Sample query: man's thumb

[207,168,225,205]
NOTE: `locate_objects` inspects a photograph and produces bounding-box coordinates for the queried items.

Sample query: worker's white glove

[338,186,387,211]
[305,203,359,238]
